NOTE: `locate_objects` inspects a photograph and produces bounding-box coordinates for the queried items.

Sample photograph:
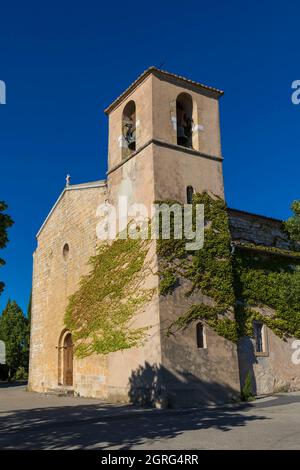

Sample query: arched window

[253,321,266,354]
[176,93,193,148]
[196,323,205,348]
[122,101,136,159]
[186,186,194,204]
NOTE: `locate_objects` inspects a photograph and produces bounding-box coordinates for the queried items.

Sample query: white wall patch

[171,116,177,130]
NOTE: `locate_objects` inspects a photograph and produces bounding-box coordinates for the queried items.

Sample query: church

[28,67,300,407]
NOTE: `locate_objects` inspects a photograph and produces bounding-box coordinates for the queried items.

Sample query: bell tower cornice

[104,66,224,115]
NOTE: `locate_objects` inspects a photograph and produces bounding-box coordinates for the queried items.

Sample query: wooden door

[63,333,73,386]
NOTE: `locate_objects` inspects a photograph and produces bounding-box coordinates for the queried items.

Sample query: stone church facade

[29,68,300,406]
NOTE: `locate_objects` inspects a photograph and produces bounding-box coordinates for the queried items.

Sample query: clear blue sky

[0,0,299,313]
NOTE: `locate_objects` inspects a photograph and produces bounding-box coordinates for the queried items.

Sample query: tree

[285,200,300,243]
[0,300,29,380]
[0,201,14,296]
[27,289,32,325]
[25,291,32,362]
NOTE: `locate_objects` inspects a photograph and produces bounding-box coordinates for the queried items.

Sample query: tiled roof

[104,66,224,114]
[228,208,283,224]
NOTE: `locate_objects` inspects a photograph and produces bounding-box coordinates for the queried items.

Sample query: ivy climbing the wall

[64,237,153,357]
[158,192,300,343]
[158,192,238,342]
[233,249,300,339]
[65,193,300,357]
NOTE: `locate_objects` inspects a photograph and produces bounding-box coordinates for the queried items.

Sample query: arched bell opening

[122,100,136,159]
[176,93,193,148]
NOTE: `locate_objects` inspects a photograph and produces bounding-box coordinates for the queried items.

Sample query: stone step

[45,387,74,397]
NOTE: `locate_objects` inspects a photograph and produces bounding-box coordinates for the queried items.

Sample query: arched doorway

[58,330,73,387]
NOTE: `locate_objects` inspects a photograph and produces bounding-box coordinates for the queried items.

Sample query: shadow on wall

[128,362,240,408]
[237,338,258,396]
[231,265,258,396]
[0,384,267,449]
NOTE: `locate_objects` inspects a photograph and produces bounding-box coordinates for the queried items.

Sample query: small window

[63,243,70,260]
[186,186,194,204]
[254,321,265,353]
[196,323,206,348]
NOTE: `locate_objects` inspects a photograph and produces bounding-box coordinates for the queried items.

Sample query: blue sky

[0,0,299,313]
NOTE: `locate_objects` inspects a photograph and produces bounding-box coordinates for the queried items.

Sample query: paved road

[1,384,300,449]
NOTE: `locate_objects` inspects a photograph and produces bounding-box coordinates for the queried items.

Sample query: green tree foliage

[0,201,14,295]
[285,200,300,243]
[27,289,32,325]
[0,300,30,380]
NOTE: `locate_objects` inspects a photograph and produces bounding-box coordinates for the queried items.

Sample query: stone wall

[228,208,291,249]
[159,278,241,407]
[29,183,109,398]
[229,208,300,396]
[29,181,162,401]
[238,328,300,395]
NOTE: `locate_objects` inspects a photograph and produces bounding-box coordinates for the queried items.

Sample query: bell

[128,139,136,151]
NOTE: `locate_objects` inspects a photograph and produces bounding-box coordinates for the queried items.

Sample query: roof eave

[104,67,224,115]
[36,180,107,239]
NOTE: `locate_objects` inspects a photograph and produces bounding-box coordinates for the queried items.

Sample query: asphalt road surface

[1,384,300,449]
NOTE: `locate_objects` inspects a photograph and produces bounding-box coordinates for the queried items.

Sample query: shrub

[241,371,254,401]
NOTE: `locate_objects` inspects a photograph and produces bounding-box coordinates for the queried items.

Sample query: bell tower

[105,67,224,211]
